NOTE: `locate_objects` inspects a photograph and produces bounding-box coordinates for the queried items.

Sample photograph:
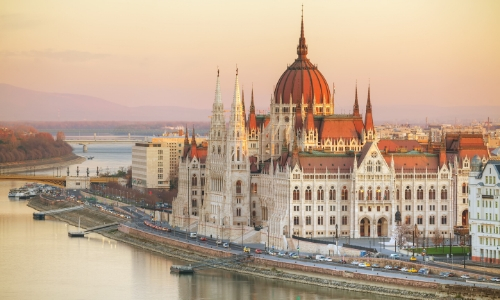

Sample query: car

[371,264,380,268]
[243,247,250,253]
[460,274,470,279]
[490,277,500,282]
[351,260,360,265]
[410,256,417,261]
[384,265,393,270]
[400,267,408,272]
[216,240,222,245]
[199,237,207,241]
[255,249,263,254]
[408,268,418,273]
[418,268,429,275]
[324,257,332,262]
[358,262,367,267]
[223,243,229,248]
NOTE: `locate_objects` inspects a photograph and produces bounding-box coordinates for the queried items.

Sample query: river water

[0,144,391,300]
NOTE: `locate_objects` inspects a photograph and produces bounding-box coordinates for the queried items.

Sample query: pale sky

[1,0,499,113]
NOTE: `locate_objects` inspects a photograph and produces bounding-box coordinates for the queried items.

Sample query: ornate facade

[171,14,490,250]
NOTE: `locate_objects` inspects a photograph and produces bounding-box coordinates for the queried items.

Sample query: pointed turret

[297,6,308,59]
[353,82,360,117]
[364,85,374,132]
[190,127,198,159]
[248,87,257,131]
[305,98,315,131]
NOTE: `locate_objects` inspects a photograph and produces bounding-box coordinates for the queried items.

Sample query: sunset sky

[1,0,499,114]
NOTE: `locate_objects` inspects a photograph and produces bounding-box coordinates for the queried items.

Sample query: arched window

[429,186,436,200]
[191,174,197,186]
[293,186,300,200]
[417,186,423,200]
[358,187,364,201]
[305,186,312,201]
[342,186,348,200]
[376,187,382,201]
[329,186,336,201]
[236,180,242,194]
[405,215,411,225]
[384,187,390,200]
[441,186,447,200]
[417,215,423,225]
[317,186,324,201]
[294,216,299,225]
[367,187,373,201]
[330,216,336,225]
[441,215,447,225]
[405,186,411,200]
[429,215,435,224]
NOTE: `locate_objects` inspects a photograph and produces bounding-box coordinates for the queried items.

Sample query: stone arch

[360,217,371,237]
[377,217,388,237]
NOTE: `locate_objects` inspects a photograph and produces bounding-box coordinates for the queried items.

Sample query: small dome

[471,155,482,172]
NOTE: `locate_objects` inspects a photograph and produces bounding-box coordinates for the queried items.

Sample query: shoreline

[0,154,86,174]
[26,197,497,299]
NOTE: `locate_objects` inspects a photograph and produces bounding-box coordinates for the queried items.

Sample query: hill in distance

[0,83,497,124]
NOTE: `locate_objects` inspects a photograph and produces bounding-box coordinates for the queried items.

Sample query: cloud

[0,49,110,62]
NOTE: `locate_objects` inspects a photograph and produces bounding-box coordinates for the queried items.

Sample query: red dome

[274,16,331,105]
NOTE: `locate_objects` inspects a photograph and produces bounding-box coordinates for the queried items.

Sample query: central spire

[297,6,308,58]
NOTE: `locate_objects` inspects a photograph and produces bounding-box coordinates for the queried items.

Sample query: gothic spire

[353,82,360,117]
[297,5,308,58]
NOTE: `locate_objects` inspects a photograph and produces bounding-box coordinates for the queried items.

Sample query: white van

[315,255,326,261]
[189,232,197,238]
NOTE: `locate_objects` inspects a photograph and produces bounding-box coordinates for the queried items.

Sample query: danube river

[0,144,392,300]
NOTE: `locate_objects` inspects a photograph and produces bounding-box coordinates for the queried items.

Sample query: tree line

[0,126,73,163]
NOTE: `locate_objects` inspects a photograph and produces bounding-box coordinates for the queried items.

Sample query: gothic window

[417,215,423,225]
[330,216,336,225]
[405,215,411,225]
[376,187,382,201]
[441,215,447,225]
[294,216,299,225]
[405,186,411,200]
[429,215,435,224]
[367,187,373,201]
[342,216,348,225]
[329,186,336,201]
[318,216,324,225]
[305,186,312,201]
[429,186,436,200]
[441,186,448,200]
[317,186,324,201]
[367,161,373,172]
[376,161,382,172]
[342,186,348,200]
[192,174,197,186]
[417,186,424,200]
[358,187,364,201]
[293,186,300,200]
[236,181,242,194]
[306,216,311,225]
[384,187,390,200]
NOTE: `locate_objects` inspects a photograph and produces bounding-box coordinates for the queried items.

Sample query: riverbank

[0,154,86,174]
[26,197,498,300]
